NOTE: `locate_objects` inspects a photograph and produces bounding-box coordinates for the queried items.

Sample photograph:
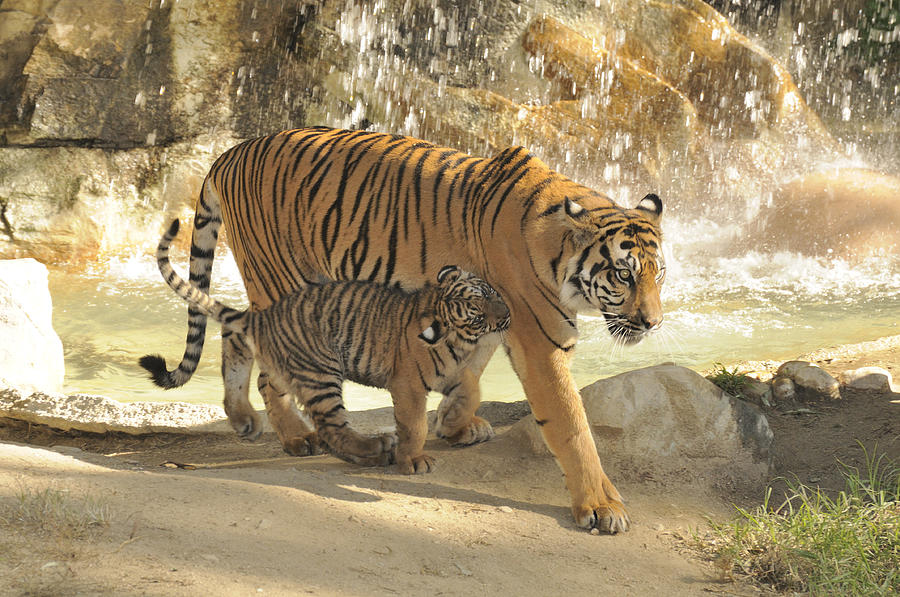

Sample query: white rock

[0,385,230,434]
[508,365,773,487]
[776,361,840,401]
[0,259,65,393]
[841,367,894,392]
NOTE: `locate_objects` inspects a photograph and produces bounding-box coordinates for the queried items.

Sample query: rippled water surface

[50,216,900,412]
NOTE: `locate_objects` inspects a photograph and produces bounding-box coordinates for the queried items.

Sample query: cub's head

[420,265,510,345]
[559,193,666,345]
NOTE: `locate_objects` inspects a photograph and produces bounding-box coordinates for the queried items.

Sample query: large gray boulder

[0,258,64,393]
[509,365,774,488]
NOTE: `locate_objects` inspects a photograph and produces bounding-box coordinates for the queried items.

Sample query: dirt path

[1,420,757,596]
[1,338,898,596]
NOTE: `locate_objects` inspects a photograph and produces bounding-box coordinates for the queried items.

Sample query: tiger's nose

[640,311,663,330]
[487,297,510,328]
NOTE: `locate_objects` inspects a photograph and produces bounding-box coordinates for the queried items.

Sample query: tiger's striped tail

[139,219,247,389]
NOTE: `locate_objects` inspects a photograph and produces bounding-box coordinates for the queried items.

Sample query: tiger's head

[420,265,510,345]
[558,193,665,345]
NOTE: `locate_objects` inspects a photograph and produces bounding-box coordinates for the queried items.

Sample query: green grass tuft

[706,362,752,400]
[699,445,900,595]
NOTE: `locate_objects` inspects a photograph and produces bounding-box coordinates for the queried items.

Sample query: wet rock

[0,385,230,435]
[840,367,894,393]
[508,365,773,487]
[0,7,40,124]
[521,15,698,194]
[0,259,64,393]
[776,361,840,401]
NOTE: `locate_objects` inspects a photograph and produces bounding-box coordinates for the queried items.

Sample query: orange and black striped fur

[141,219,509,473]
[151,127,665,532]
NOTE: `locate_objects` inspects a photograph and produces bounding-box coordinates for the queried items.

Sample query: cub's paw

[229,412,263,441]
[282,432,321,457]
[574,500,630,534]
[325,432,397,467]
[396,453,436,475]
[436,415,494,446]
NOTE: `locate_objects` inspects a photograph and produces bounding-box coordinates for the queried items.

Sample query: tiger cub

[140,219,510,473]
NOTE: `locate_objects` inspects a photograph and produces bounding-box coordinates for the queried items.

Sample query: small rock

[498,506,513,513]
[743,379,773,407]
[841,367,893,392]
[771,377,796,402]
[454,563,473,576]
[776,361,840,401]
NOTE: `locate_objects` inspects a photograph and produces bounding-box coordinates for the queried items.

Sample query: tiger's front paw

[573,500,630,534]
[436,415,494,446]
[282,432,321,457]
[396,453,435,475]
[228,411,263,441]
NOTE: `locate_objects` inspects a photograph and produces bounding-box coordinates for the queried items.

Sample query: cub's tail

[139,219,247,389]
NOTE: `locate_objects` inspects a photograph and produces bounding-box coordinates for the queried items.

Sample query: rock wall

[0,0,890,264]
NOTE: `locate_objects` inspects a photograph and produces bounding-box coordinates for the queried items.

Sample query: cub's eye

[615,269,633,283]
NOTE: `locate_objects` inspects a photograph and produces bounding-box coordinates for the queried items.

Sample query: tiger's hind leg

[257,371,319,456]
[293,373,396,467]
[435,338,500,446]
[221,330,263,440]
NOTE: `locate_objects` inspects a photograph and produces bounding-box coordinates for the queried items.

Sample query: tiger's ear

[564,197,589,221]
[635,193,662,223]
[436,265,461,285]
[561,197,596,245]
[418,318,444,344]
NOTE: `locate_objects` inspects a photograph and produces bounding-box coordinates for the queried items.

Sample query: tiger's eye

[615,269,632,283]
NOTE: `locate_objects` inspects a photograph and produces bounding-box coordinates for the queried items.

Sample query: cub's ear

[418,318,444,344]
[436,265,461,285]
[635,193,662,222]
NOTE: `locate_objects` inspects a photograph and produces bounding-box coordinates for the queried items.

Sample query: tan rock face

[0,0,889,263]
[758,168,900,259]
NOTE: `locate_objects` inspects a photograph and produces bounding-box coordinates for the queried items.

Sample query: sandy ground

[1,337,898,597]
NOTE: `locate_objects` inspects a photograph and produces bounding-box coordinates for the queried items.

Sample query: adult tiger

[156,126,665,533]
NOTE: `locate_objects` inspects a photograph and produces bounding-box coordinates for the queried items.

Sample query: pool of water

[49,214,900,412]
